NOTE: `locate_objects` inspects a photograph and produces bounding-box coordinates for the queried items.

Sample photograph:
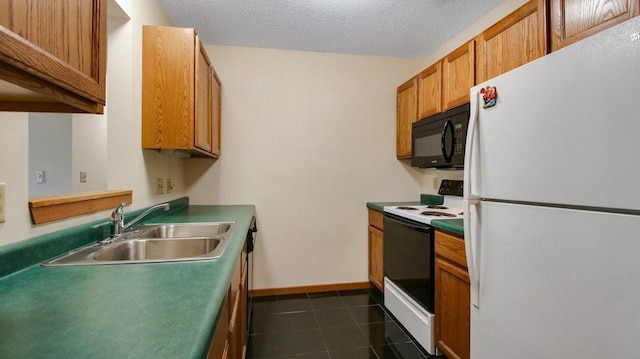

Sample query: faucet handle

[110,202,127,237]
[111,202,126,221]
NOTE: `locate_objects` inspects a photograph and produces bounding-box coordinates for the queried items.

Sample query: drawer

[368,209,384,230]
[435,230,467,268]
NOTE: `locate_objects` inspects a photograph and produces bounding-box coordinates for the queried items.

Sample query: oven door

[383,213,435,313]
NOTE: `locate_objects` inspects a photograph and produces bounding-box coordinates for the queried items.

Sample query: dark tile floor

[247,288,442,359]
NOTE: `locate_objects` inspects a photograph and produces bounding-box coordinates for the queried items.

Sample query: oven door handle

[384,214,431,231]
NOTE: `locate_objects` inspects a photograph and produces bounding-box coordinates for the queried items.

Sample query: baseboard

[250,281,372,297]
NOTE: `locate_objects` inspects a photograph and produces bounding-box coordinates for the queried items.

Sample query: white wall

[28,113,73,197]
[0,0,187,246]
[72,112,108,193]
[186,46,425,290]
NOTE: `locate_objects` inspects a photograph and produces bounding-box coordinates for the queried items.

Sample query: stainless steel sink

[44,222,235,266]
[92,237,223,261]
[134,223,233,239]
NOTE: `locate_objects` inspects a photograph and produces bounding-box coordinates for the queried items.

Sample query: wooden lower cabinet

[207,295,229,359]
[208,241,248,359]
[229,258,248,359]
[435,230,470,359]
[368,209,384,291]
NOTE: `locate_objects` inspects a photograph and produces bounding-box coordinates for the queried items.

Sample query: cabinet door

[550,0,639,51]
[207,294,230,359]
[0,0,106,113]
[142,26,195,151]
[228,254,242,359]
[435,257,470,359]
[142,26,220,158]
[211,70,222,157]
[442,41,475,110]
[417,62,442,119]
[195,36,213,153]
[476,0,547,84]
[396,77,418,159]
[368,225,384,292]
[237,260,248,358]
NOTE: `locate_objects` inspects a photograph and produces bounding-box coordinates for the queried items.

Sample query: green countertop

[0,202,255,358]
[431,218,464,237]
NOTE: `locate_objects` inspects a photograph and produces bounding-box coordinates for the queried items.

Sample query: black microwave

[411,103,469,169]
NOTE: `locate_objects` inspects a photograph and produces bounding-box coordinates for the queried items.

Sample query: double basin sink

[44,222,235,266]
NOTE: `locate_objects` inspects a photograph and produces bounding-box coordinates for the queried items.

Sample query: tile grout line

[342,290,383,359]
[249,289,437,358]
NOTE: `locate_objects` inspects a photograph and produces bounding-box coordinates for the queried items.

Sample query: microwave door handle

[441,120,455,163]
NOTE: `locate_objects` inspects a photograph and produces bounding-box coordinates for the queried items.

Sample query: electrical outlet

[0,183,6,223]
[166,178,173,194]
[156,178,164,195]
[80,171,87,183]
[433,176,439,190]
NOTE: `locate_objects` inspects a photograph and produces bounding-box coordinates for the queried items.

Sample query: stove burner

[427,205,448,209]
[396,206,419,210]
[420,211,457,217]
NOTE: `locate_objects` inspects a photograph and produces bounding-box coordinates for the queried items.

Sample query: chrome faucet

[110,202,170,238]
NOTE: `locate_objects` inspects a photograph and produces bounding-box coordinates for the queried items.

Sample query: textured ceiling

[158,0,505,58]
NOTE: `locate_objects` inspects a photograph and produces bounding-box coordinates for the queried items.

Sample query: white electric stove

[381,180,464,356]
[383,197,464,225]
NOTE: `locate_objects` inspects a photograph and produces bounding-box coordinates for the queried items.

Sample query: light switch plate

[80,171,87,183]
[0,182,6,223]
[35,170,45,184]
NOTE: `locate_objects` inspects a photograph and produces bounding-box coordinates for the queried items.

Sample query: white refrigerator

[463,17,640,358]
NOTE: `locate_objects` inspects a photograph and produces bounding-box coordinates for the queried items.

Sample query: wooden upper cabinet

[551,0,639,51]
[417,62,442,119]
[0,0,107,113]
[195,39,213,153]
[476,0,548,84]
[142,26,221,158]
[442,40,475,111]
[396,77,418,159]
[211,70,222,157]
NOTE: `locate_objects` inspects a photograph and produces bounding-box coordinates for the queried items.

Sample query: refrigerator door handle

[464,90,481,308]
[464,199,480,308]
[464,91,480,202]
